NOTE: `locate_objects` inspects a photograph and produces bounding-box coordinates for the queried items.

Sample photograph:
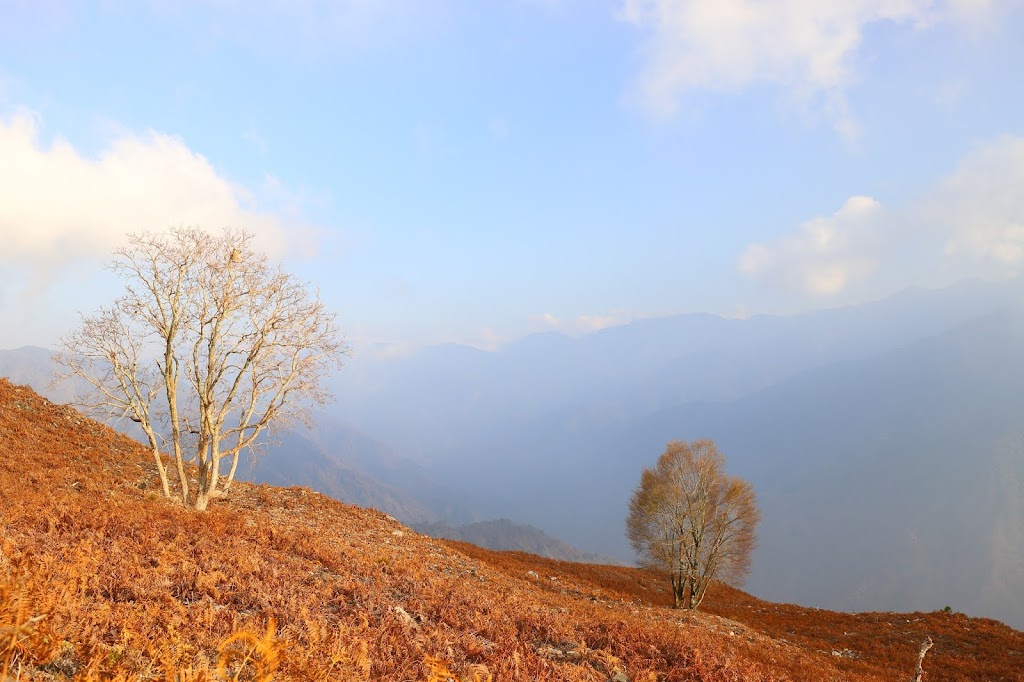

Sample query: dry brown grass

[446,527,1024,681]
[0,377,1020,681]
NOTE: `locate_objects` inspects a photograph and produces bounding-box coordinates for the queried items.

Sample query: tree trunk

[207,458,219,502]
[150,446,170,497]
[164,343,187,504]
[671,574,682,608]
[223,451,240,492]
[175,455,189,504]
[191,454,222,511]
[193,487,210,511]
[913,637,934,682]
[688,575,706,610]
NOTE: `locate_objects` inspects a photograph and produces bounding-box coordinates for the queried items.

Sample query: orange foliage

[0,378,1021,681]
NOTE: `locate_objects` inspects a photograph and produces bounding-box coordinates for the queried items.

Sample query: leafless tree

[55,227,348,510]
[913,636,934,682]
[626,439,760,610]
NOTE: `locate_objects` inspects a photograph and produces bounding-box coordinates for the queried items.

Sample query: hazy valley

[331,278,1024,628]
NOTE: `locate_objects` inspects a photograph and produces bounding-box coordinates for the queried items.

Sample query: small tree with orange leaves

[626,439,759,610]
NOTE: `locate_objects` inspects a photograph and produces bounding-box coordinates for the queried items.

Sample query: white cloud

[930,136,1024,268]
[0,108,309,278]
[617,0,1008,130]
[944,0,1023,28]
[739,195,883,296]
[0,109,323,348]
[739,135,1024,297]
[535,310,637,335]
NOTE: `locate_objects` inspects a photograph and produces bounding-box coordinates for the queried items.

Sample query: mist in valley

[318,278,1024,627]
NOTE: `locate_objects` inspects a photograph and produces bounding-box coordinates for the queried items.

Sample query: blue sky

[2,0,1023,353]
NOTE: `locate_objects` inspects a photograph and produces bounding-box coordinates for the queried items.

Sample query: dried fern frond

[216,618,280,682]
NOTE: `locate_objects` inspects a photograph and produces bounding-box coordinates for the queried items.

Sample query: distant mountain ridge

[413,519,621,565]
[331,278,1024,465]
[0,346,82,404]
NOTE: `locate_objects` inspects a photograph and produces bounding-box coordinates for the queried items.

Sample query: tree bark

[150,445,170,497]
[913,636,934,682]
[223,450,241,492]
[193,488,210,512]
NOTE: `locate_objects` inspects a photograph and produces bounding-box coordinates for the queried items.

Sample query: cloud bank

[935,136,1024,268]
[739,196,883,297]
[0,109,304,277]
[618,0,1009,130]
[740,135,1024,296]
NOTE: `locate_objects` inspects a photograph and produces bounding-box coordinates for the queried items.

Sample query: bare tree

[55,227,348,510]
[626,439,759,610]
[913,636,934,682]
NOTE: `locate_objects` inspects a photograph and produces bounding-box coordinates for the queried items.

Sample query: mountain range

[6,276,1024,627]
[324,277,1024,627]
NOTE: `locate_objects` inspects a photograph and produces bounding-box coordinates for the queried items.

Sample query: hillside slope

[447,542,1024,682]
[0,346,472,531]
[1,378,1021,681]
